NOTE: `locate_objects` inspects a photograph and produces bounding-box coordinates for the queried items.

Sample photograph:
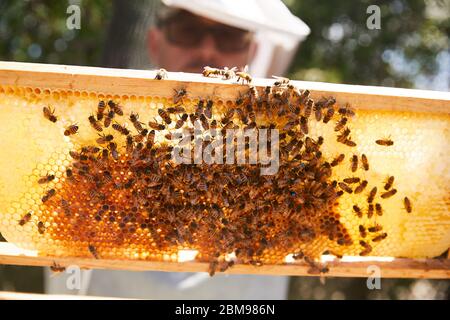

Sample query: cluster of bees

[19,69,413,276]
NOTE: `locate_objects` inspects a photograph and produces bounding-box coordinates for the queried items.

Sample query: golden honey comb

[0,80,448,274]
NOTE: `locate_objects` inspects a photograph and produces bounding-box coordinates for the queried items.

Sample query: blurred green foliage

[284,0,449,89]
[0,0,112,66]
[1,0,448,89]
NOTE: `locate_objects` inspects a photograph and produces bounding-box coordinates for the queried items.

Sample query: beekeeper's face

[148,10,257,73]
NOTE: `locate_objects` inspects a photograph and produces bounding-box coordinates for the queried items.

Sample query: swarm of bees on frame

[16,66,416,277]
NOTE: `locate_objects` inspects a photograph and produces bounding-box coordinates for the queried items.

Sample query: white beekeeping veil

[162,0,310,77]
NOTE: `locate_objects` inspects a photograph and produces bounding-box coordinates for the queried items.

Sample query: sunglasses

[161,14,253,53]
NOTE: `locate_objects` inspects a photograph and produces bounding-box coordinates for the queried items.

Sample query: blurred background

[0,0,449,299]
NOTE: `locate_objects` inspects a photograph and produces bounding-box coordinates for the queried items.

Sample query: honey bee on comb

[404,197,413,213]
[18,212,32,226]
[43,106,57,123]
[376,138,394,146]
[173,88,187,105]
[64,124,79,136]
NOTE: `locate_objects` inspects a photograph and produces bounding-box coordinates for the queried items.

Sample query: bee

[42,189,56,203]
[361,154,369,171]
[372,233,388,242]
[359,225,367,238]
[202,66,222,77]
[88,244,99,259]
[158,108,172,125]
[63,123,79,136]
[173,88,187,104]
[221,109,234,125]
[18,212,32,226]
[195,99,204,117]
[323,107,335,124]
[69,151,86,161]
[353,205,363,218]
[376,138,394,146]
[235,92,247,106]
[43,106,57,123]
[235,65,252,84]
[336,127,351,143]
[88,115,103,132]
[384,176,395,190]
[359,240,372,256]
[81,146,101,154]
[108,100,123,116]
[129,112,145,132]
[38,174,55,184]
[147,130,155,148]
[375,203,383,216]
[351,155,358,172]
[97,100,106,120]
[126,135,134,153]
[154,68,168,80]
[66,168,73,180]
[331,154,345,167]
[60,199,71,216]
[314,104,322,122]
[167,105,186,113]
[334,117,347,132]
[101,148,109,161]
[381,189,397,199]
[317,136,324,146]
[299,89,310,105]
[95,134,113,144]
[50,262,66,273]
[205,99,213,119]
[133,129,148,143]
[343,139,357,147]
[102,170,113,183]
[368,225,383,233]
[368,187,377,203]
[104,110,114,128]
[199,114,209,130]
[338,104,355,117]
[354,180,368,194]
[221,66,238,80]
[37,221,46,234]
[148,119,165,130]
[174,113,188,129]
[404,197,412,213]
[304,99,313,118]
[272,75,290,87]
[300,116,308,134]
[108,142,119,160]
[343,177,360,184]
[338,182,353,194]
[112,122,130,135]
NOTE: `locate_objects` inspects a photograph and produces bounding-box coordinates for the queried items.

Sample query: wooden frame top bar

[0,61,449,113]
[0,243,449,279]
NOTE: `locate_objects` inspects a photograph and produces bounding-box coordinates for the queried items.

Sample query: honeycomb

[0,81,448,275]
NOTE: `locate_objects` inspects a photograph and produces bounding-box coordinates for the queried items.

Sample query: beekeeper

[47,0,310,299]
[147,0,310,77]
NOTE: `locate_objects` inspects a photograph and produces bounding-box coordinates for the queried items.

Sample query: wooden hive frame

[0,61,449,279]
